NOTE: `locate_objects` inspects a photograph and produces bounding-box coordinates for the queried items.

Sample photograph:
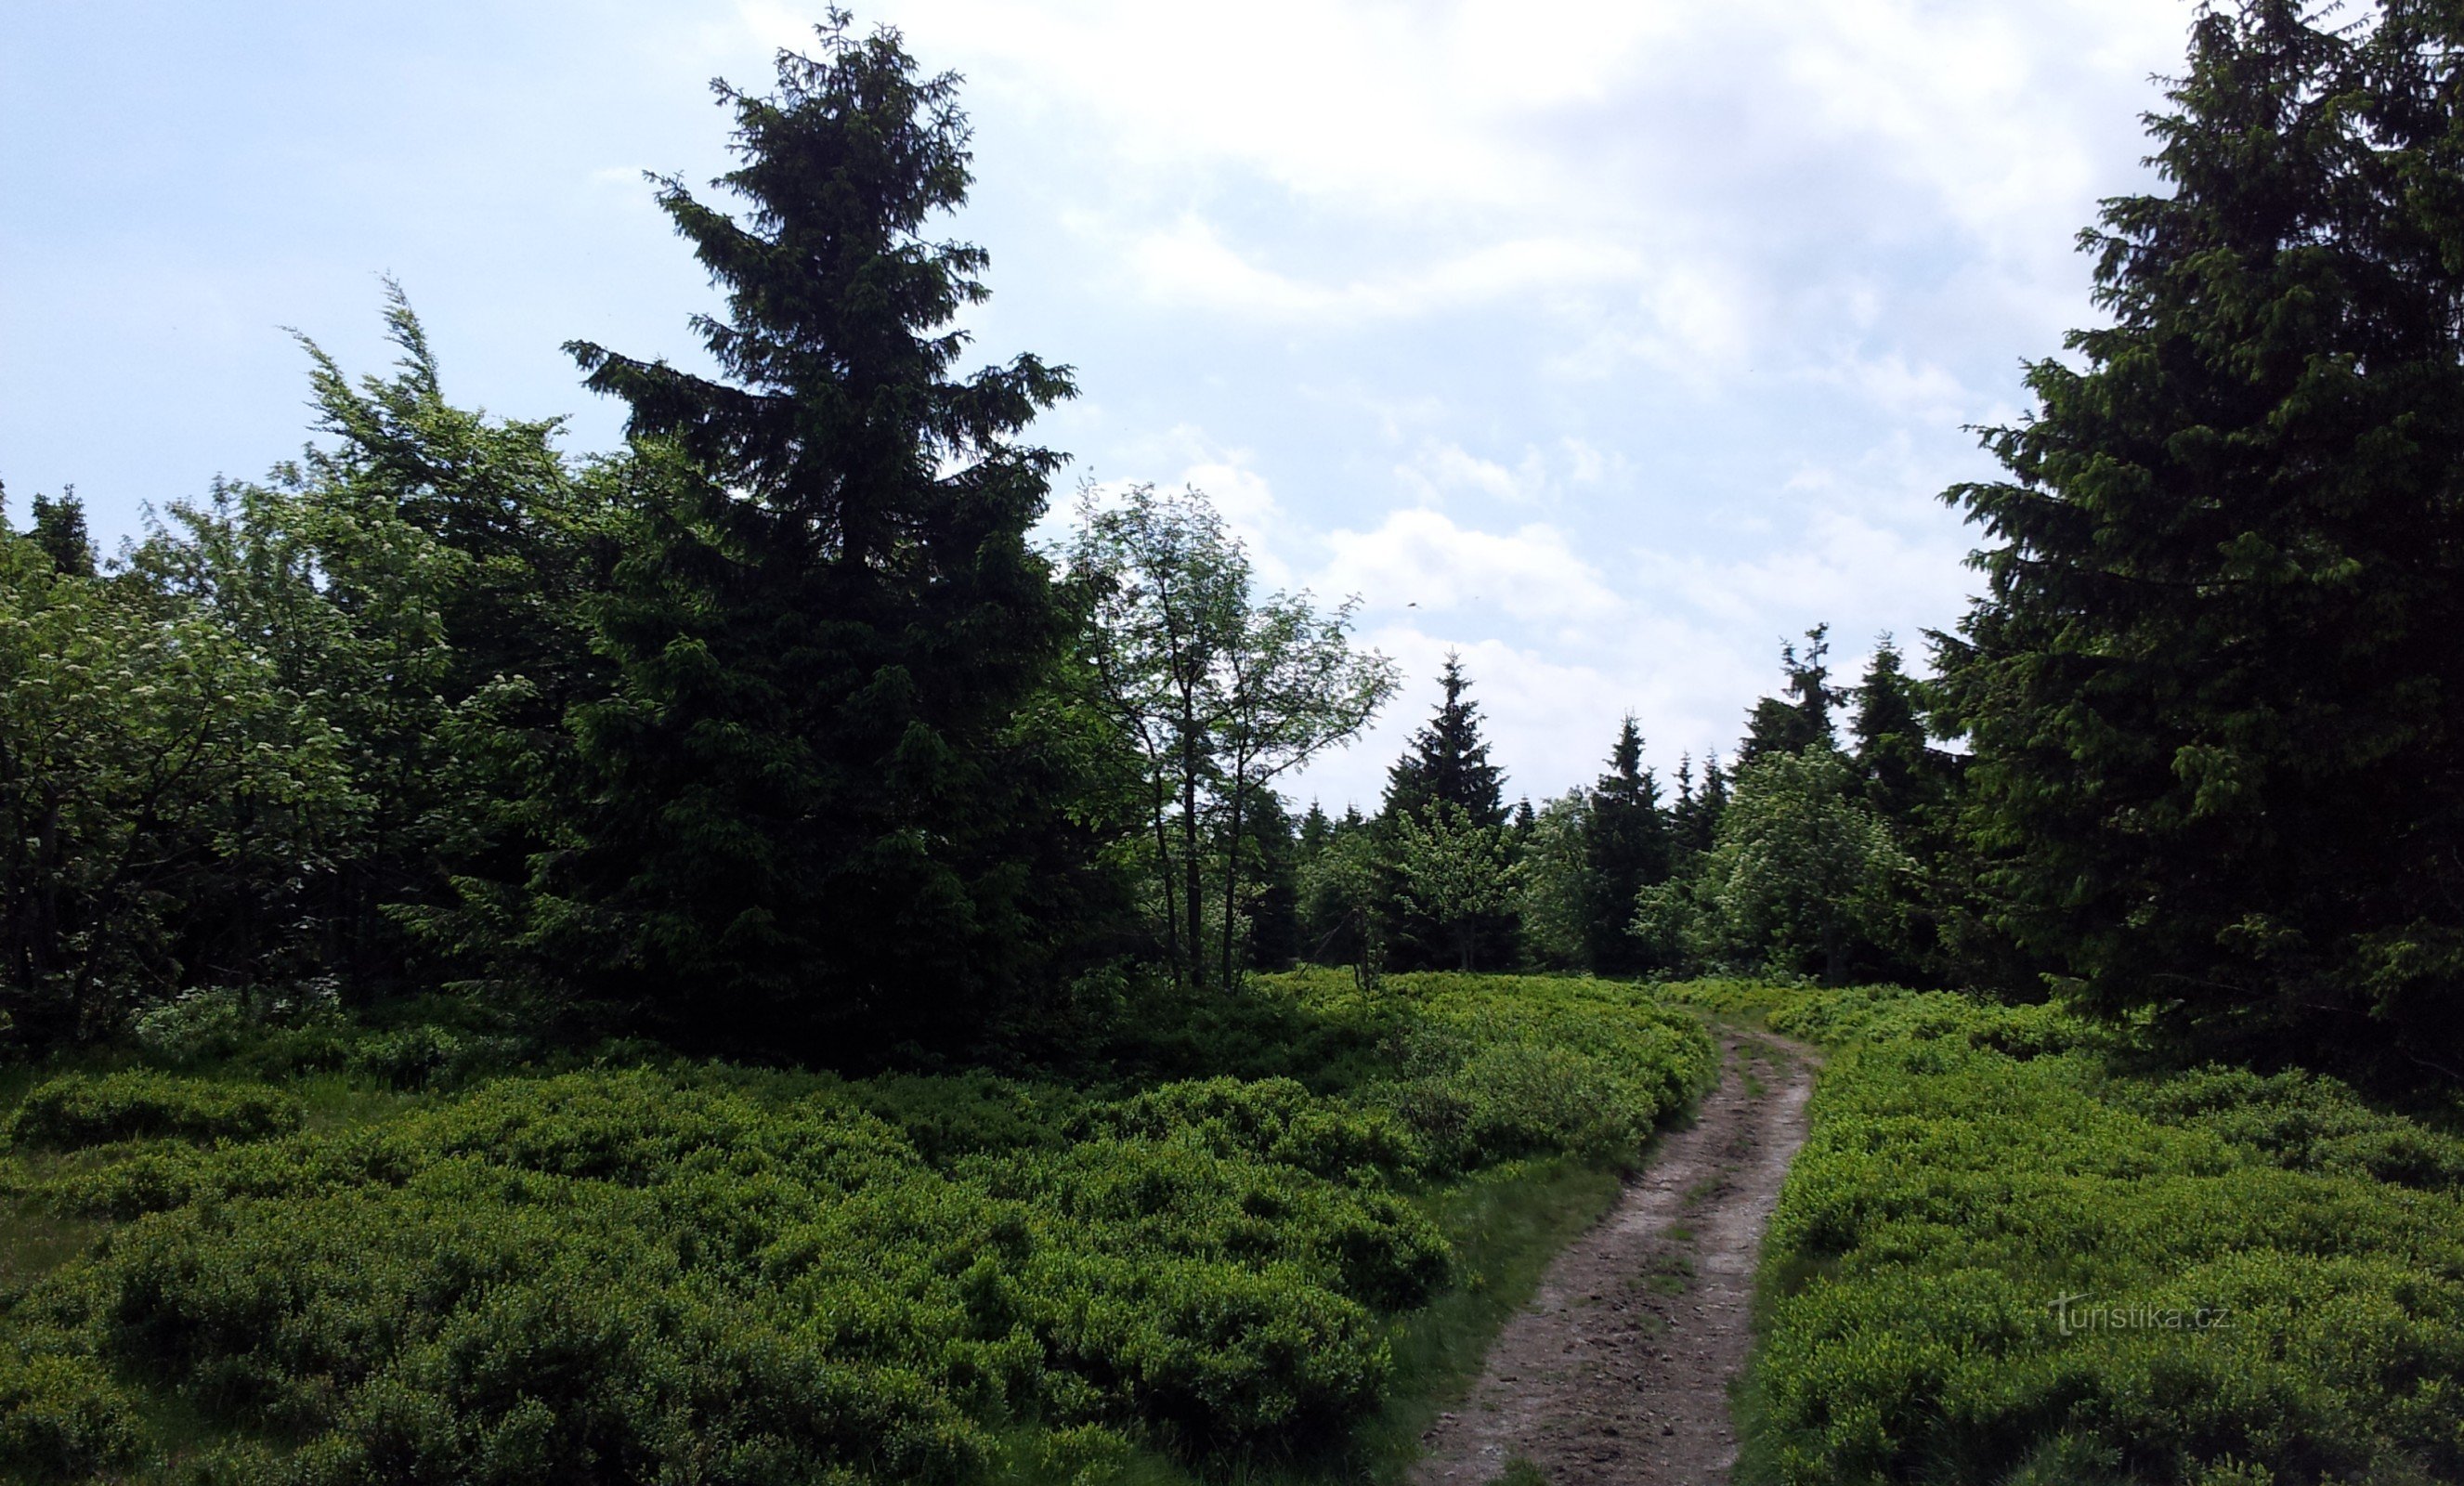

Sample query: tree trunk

[1147,773,1180,988]
[1219,776,1244,994]
[1180,728,1205,995]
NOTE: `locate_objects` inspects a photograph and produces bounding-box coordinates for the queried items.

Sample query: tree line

[7,0,2464,1088]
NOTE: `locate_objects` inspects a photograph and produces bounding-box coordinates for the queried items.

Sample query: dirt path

[1415,1030,1819,1486]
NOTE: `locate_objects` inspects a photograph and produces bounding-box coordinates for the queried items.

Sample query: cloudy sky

[2,0,2194,809]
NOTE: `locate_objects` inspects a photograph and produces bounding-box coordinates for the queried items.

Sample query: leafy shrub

[0,1350,140,1480]
[842,1072,1088,1164]
[1335,973,1714,1172]
[1662,977,2093,1057]
[1036,1421,1133,1483]
[1743,989,2464,1486]
[1079,1076,1421,1180]
[0,974,1718,1479]
[348,1023,528,1090]
[2114,1063,2464,1190]
[6,1072,301,1149]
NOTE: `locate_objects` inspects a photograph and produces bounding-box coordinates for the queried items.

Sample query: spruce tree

[1382,653,1506,828]
[550,17,1083,1051]
[1736,625,1844,765]
[1850,635,1930,828]
[1239,791,1302,972]
[1379,653,1511,967]
[1939,0,2464,1077]
[1297,801,1335,861]
[27,491,95,578]
[1584,715,1671,974]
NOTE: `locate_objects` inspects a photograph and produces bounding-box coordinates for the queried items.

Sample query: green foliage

[23,492,95,580]
[0,1350,138,1481]
[1334,972,1715,1173]
[0,974,1713,1481]
[1583,717,1670,975]
[1936,0,2464,1077]
[1391,805,1515,973]
[543,18,1101,1052]
[6,1072,301,1150]
[0,537,359,1048]
[1738,985,2464,1486]
[1643,749,1909,984]
[1735,625,1845,768]
[1380,655,1506,833]
[1509,792,1590,971]
[1297,817,1384,985]
[1069,483,1395,995]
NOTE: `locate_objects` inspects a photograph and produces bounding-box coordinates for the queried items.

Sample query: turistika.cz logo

[2047,1293,2236,1337]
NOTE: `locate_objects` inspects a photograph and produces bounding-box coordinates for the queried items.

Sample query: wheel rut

[1414,1030,1819,1486]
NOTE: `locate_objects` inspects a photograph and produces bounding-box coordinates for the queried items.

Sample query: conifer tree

[1378,654,1513,967]
[1382,653,1506,828]
[1696,752,1729,848]
[1238,792,1302,972]
[1938,0,2464,1077]
[1737,625,1844,765]
[27,490,95,578]
[1297,801,1335,861]
[1850,635,1930,829]
[549,16,1085,1050]
[1584,715,1670,974]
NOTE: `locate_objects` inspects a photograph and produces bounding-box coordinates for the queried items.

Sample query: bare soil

[1413,1030,1819,1486]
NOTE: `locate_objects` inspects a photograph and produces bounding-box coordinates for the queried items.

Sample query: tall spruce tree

[1382,653,1506,828]
[549,17,1085,1051]
[1584,716,1671,974]
[1379,653,1511,967]
[1737,624,1845,765]
[1938,0,2464,1077]
[1850,635,1930,829]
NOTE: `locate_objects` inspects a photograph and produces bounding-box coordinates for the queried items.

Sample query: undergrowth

[0,971,1712,1484]
[1678,981,2464,1486]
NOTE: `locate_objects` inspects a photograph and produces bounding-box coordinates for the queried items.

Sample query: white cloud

[1120,217,1648,324]
[1317,509,1621,624]
[1635,508,1975,630]
[1810,348,1975,422]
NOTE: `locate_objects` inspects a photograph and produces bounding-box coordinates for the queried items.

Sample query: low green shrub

[0,973,1717,1482]
[1346,974,1713,1172]
[1741,989,2464,1486]
[0,1349,140,1480]
[1661,977,2092,1056]
[6,1072,302,1150]
[1078,1077,1421,1181]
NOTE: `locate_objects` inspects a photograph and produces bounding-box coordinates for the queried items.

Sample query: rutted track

[1415,1030,1818,1486]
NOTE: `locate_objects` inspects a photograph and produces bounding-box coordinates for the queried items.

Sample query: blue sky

[2,0,2193,810]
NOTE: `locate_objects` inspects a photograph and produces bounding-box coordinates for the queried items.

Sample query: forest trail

[1414,1029,1819,1486]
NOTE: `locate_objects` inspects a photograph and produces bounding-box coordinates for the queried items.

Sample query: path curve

[1415,1029,1819,1486]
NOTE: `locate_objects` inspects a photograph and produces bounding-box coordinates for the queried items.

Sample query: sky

[0,0,2196,811]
